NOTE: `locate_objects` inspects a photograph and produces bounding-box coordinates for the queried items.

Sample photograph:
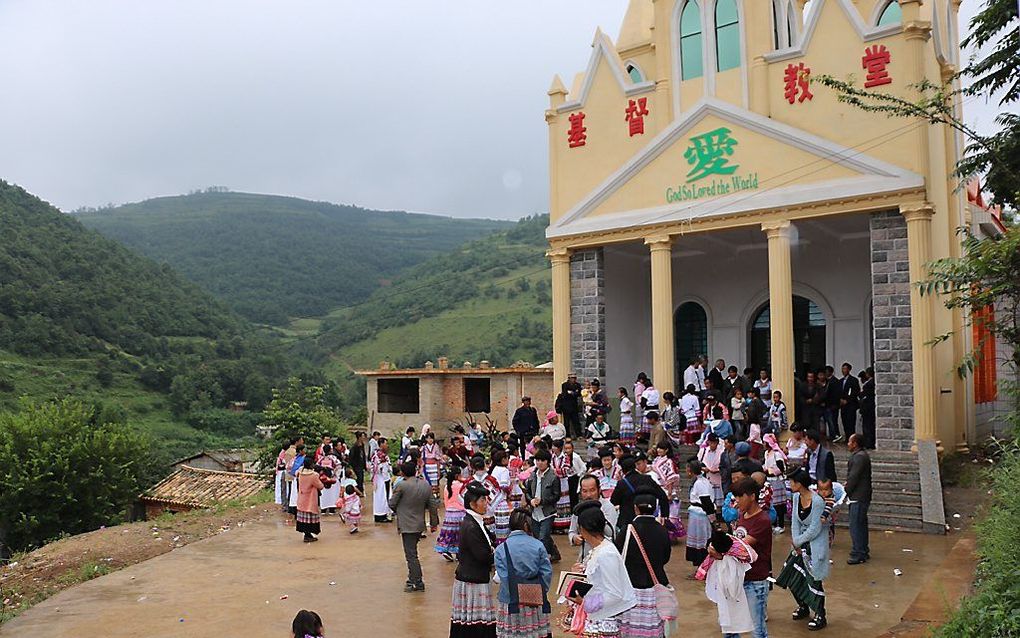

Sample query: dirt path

[1,503,959,638]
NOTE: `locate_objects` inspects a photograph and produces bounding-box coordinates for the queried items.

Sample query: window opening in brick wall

[378,378,420,413]
[464,378,491,413]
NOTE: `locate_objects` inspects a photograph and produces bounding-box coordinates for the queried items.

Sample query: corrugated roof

[140,466,268,509]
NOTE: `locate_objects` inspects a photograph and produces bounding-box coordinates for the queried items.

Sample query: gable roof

[140,466,267,509]
[765,0,903,63]
[547,97,924,239]
[556,29,655,113]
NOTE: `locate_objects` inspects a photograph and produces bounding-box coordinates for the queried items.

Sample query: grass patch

[56,561,112,586]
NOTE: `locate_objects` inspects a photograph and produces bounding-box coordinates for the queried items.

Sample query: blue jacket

[791,491,830,581]
[494,530,553,610]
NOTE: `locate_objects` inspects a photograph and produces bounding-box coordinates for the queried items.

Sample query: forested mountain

[0,181,242,357]
[78,191,512,324]
[315,214,552,376]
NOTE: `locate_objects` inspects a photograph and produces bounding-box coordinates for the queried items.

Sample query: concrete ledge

[876,534,977,638]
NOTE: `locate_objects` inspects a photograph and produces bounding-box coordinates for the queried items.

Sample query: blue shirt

[494,530,553,605]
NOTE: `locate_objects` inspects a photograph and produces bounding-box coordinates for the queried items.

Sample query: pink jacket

[296,470,325,513]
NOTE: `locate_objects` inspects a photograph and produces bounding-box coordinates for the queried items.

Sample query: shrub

[0,400,153,553]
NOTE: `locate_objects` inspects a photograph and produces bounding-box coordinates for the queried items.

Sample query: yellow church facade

[545,0,975,451]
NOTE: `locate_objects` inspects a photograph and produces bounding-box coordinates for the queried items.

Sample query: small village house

[139,466,268,519]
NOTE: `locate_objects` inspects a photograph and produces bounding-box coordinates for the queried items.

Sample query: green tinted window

[680,0,703,81]
[877,1,901,26]
[715,0,740,71]
[627,64,644,83]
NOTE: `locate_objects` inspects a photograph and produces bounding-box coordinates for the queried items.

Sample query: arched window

[626,63,644,83]
[749,295,826,379]
[786,0,798,46]
[715,0,741,72]
[772,0,782,48]
[680,0,704,81]
[877,0,901,26]
[802,0,815,25]
[675,302,708,377]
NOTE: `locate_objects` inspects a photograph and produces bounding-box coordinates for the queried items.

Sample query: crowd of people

[276,356,877,638]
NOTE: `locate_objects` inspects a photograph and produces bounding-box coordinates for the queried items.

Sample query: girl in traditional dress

[680,385,702,445]
[494,509,553,638]
[610,443,626,480]
[371,439,393,523]
[421,432,443,495]
[564,503,637,638]
[618,387,635,446]
[593,447,618,499]
[451,482,498,638]
[697,433,726,507]
[652,442,685,543]
[470,455,496,534]
[436,467,467,560]
[507,446,525,509]
[660,392,683,450]
[763,432,789,534]
[563,440,587,512]
[339,483,362,534]
[638,381,659,443]
[633,373,648,438]
[551,440,571,533]
[685,460,715,573]
[619,494,674,638]
[487,450,513,545]
[274,441,288,509]
[295,457,325,542]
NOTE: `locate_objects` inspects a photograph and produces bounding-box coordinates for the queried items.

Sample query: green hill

[77,191,513,324]
[0,181,306,461]
[314,214,552,379]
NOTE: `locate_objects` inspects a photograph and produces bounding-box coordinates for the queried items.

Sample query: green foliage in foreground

[934,434,1020,637]
[257,378,352,470]
[0,400,155,554]
[79,191,512,324]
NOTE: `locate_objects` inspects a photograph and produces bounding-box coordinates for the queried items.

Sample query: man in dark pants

[388,461,439,592]
[558,373,584,438]
[610,454,669,546]
[349,431,367,493]
[845,434,872,564]
[511,396,540,456]
[824,366,843,442]
[524,449,562,561]
[859,367,876,449]
[805,429,837,483]
[838,362,861,443]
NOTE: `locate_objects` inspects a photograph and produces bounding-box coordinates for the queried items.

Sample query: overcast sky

[0,0,1006,219]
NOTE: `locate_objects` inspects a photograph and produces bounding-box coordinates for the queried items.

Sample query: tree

[817,0,1019,208]
[0,400,153,553]
[258,378,349,468]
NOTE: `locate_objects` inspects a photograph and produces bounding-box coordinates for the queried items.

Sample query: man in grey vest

[388,461,439,592]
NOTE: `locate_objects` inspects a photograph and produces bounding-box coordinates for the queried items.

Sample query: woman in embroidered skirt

[685,460,714,572]
[565,504,637,637]
[451,482,498,638]
[436,467,467,561]
[494,509,554,638]
[651,442,685,543]
[763,432,790,534]
[679,385,702,445]
[295,457,325,542]
[421,432,443,495]
[551,440,572,533]
[618,387,635,446]
[697,433,726,507]
[619,494,672,638]
[487,450,513,545]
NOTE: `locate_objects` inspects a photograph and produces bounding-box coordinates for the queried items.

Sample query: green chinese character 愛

[684,127,739,182]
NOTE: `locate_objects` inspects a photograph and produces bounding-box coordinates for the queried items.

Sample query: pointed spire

[617,0,654,50]
[548,75,568,108]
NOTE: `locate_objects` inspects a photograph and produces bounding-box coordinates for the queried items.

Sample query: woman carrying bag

[619,493,677,638]
[494,508,554,638]
[451,482,498,638]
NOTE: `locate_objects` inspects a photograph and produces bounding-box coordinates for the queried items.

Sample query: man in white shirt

[684,357,707,392]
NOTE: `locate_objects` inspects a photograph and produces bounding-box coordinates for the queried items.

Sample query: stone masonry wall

[870,211,915,451]
[570,248,606,383]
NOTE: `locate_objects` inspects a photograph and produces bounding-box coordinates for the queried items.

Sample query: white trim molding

[556,29,656,114]
[546,97,924,239]
[764,0,902,64]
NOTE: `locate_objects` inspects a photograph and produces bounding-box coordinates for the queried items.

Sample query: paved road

[1,507,954,637]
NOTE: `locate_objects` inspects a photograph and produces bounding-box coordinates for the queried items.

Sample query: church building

[545,0,989,453]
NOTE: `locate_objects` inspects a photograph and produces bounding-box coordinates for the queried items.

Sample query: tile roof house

[139,466,268,519]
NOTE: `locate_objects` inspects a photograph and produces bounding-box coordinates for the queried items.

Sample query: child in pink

[339,484,362,534]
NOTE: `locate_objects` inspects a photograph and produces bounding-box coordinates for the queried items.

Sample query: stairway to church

[668,445,927,533]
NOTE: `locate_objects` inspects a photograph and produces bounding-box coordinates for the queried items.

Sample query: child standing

[767,390,789,434]
[618,387,635,446]
[729,388,746,440]
[340,484,362,533]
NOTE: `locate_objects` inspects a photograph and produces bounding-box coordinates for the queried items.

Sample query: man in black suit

[838,362,861,443]
[823,365,843,442]
[610,454,669,546]
[722,365,742,401]
[859,368,876,450]
[805,429,837,483]
[707,359,727,397]
[558,373,584,438]
[511,396,540,455]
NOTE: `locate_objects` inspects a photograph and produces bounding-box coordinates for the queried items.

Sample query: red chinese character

[625,97,649,137]
[567,112,587,148]
[783,62,813,104]
[862,45,892,88]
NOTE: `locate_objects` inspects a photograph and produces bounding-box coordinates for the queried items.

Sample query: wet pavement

[1,502,956,638]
